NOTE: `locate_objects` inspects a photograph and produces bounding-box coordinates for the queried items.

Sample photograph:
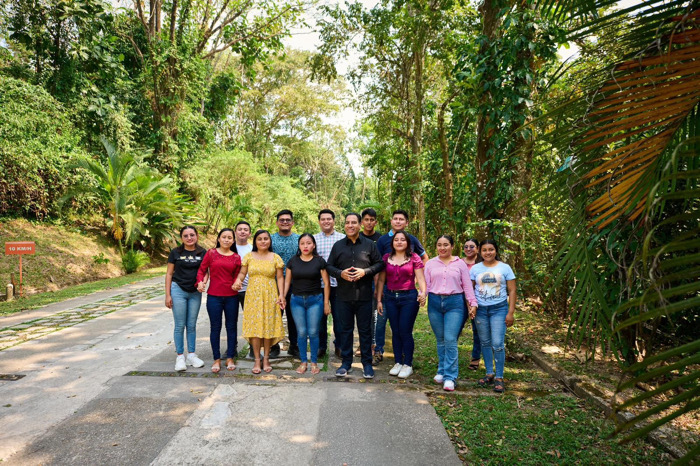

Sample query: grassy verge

[0,266,166,316]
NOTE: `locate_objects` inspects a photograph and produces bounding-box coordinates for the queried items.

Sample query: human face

[344,215,360,238]
[390,214,408,232]
[362,215,377,234]
[436,238,453,258]
[463,241,478,259]
[256,233,271,251]
[218,231,234,250]
[276,214,293,234]
[319,213,335,234]
[480,243,497,263]
[181,228,198,249]
[235,224,251,244]
[299,236,316,256]
[393,233,408,253]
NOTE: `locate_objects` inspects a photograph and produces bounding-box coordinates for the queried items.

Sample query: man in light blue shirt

[270,209,300,359]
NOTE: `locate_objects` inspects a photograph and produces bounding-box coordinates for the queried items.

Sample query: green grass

[0,266,166,316]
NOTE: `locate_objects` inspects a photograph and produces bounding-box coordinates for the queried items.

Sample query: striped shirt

[314,230,345,287]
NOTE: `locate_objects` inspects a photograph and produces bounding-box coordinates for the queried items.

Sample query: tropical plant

[121,249,150,274]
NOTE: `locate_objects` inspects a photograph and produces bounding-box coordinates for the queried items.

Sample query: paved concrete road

[0,278,461,465]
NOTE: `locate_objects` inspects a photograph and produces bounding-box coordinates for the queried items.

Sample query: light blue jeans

[427,293,465,383]
[474,300,509,379]
[290,293,324,363]
[170,282,202,354]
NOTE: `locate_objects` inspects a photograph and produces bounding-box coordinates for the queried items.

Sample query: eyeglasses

[464,245,477,249]
[278,218,293,223]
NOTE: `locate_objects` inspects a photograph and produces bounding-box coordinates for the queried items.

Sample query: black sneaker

[269,344,281,359]
[363,365,375,379]
[335,367,348,377]
[289,347,301,359]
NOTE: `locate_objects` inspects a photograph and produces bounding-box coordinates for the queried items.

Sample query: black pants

[284,289,298,351]
[318,287,337,352]
[335,299,373,368]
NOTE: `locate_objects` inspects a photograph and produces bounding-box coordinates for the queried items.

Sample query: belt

[387,289,415,294]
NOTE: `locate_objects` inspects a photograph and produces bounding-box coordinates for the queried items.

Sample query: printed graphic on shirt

[476,271,502,300]
[179,254,203,262]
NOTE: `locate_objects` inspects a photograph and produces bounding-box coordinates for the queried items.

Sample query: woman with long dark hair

[165,226,207,372]
[469,239,516,394]
[462,238,482,371]
[196,228,241,373]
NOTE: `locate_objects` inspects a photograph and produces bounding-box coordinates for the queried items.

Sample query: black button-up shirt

[326,234,384,301]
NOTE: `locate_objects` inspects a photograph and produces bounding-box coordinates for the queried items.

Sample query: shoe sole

[363,375,374,379]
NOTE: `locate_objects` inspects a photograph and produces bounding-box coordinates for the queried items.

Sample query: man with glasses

[270,210,300,359]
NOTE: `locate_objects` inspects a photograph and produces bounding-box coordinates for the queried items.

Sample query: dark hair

[296,233,319,256]
[252,230,273,252]
[436,234,454,246]
[276,209,294,220]
[392,209,409,221]
[215,228,238,253]
[463,238,482,263]
[235,220,251,230]
[479,239,502,261]
[389,230,413,259]
[361,208,377,219]
[318,209,335,220]
[177,225,200,253]
[345,212,361,223]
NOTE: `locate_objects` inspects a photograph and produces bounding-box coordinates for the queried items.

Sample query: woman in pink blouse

[376,231,427,380]
[424,235,478,391]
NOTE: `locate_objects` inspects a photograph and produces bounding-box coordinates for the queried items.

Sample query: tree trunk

[411,39,427,245]
[438,92,457,234]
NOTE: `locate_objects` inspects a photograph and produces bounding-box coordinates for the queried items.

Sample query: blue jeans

[427,293,465,383]
[290,293,324,363]
[374,290,388,353]
[474,300,509,379]
[170,283,202,354]
[471,319,482,361]
[336,299,373,368]
[206,294,240,360]
[384,289,419,366]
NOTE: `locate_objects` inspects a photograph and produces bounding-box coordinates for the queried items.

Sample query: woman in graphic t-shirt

[376,230,427,380]
[283,233,331,375]
[165,226,207,372]
[469,239,516,394]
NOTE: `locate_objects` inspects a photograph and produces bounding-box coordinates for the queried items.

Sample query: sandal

[252,361,261,374]
[226,358,236,371]
[468,358,480,370]
[296,363,308,374]
[310,364,320,375]
[211,361,221,373]
[263,358,272,373]
[478,374,494,387]
[493,378,505,393]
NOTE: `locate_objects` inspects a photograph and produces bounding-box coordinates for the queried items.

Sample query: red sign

[5,242,36,255]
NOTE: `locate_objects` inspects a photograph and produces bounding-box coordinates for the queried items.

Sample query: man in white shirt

[234,221,255,359]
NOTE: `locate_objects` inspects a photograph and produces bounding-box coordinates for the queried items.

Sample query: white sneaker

[433,374,444,384]
[175,354,186,371]
[186,353,204,368]
[443,380,455,391]
[389,363,403,376]
[398,365,413,379]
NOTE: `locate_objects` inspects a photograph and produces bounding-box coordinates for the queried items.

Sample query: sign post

[5,242,36,297]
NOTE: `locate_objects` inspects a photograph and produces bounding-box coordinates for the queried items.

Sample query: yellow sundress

[241,253,285,344]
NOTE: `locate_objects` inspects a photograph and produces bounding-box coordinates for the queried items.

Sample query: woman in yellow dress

[233,230,285,374]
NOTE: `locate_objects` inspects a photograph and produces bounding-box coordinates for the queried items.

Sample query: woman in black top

[165,226,207,372]
[283,233,330,374]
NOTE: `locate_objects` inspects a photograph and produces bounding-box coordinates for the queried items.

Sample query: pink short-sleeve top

[383,253,424,291]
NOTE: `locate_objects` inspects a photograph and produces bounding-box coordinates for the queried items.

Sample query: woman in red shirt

[196,228,241,373]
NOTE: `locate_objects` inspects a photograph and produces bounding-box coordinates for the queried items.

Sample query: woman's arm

[283,268,293,297]
[275,267,285,309]
[506,279,517,327]
[376,270,386,315]
[415,268,427,306]
[232,265,248,291]
[459,262,477,308]
[196,251,212,292]
[165,263,175,308]
[321,269,331,315]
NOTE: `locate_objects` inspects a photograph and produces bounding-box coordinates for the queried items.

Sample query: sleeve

[318,257,327,269]
[382,253,390,262]
[413,236,426,257]
[274,254,284,269]
[232,255,242,280]
[459,261,477,307]
[366,241,385,276]
[411,253,424,269]
[504,263,516,280]
[287,256,296,271]
[167,249,178,264]
[326,243,342,278]
[424,260,433,291]
[469,265,477,281]
[196,250,212,283]
[242,253,252,267]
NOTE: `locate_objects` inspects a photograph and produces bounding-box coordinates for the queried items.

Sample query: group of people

[164,208,517,392]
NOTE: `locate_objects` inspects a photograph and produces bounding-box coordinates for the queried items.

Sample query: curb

[527,346,687,459]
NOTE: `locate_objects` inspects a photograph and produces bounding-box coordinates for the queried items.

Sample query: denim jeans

[319,287,337,352]
[335,299,373,368]
[374,289,388,353]
[427,293,465,383]
[471,319,482,361]
[206,294,240,360]
[384,289,419,366]
[290,293,324,363]
[474,300,509,379]
[170,282,202,354]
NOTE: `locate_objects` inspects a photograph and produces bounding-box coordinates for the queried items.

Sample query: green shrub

[121,250,150,274]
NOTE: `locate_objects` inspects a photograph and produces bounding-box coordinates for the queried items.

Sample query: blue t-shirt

[469,262,516,307]
[271,232,299,275]
[376,231,426,258]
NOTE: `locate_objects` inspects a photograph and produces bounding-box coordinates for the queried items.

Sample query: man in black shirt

[326,213,384,378]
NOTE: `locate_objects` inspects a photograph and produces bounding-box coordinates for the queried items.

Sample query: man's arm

[365,242,385,276]
[325,243,342,278]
